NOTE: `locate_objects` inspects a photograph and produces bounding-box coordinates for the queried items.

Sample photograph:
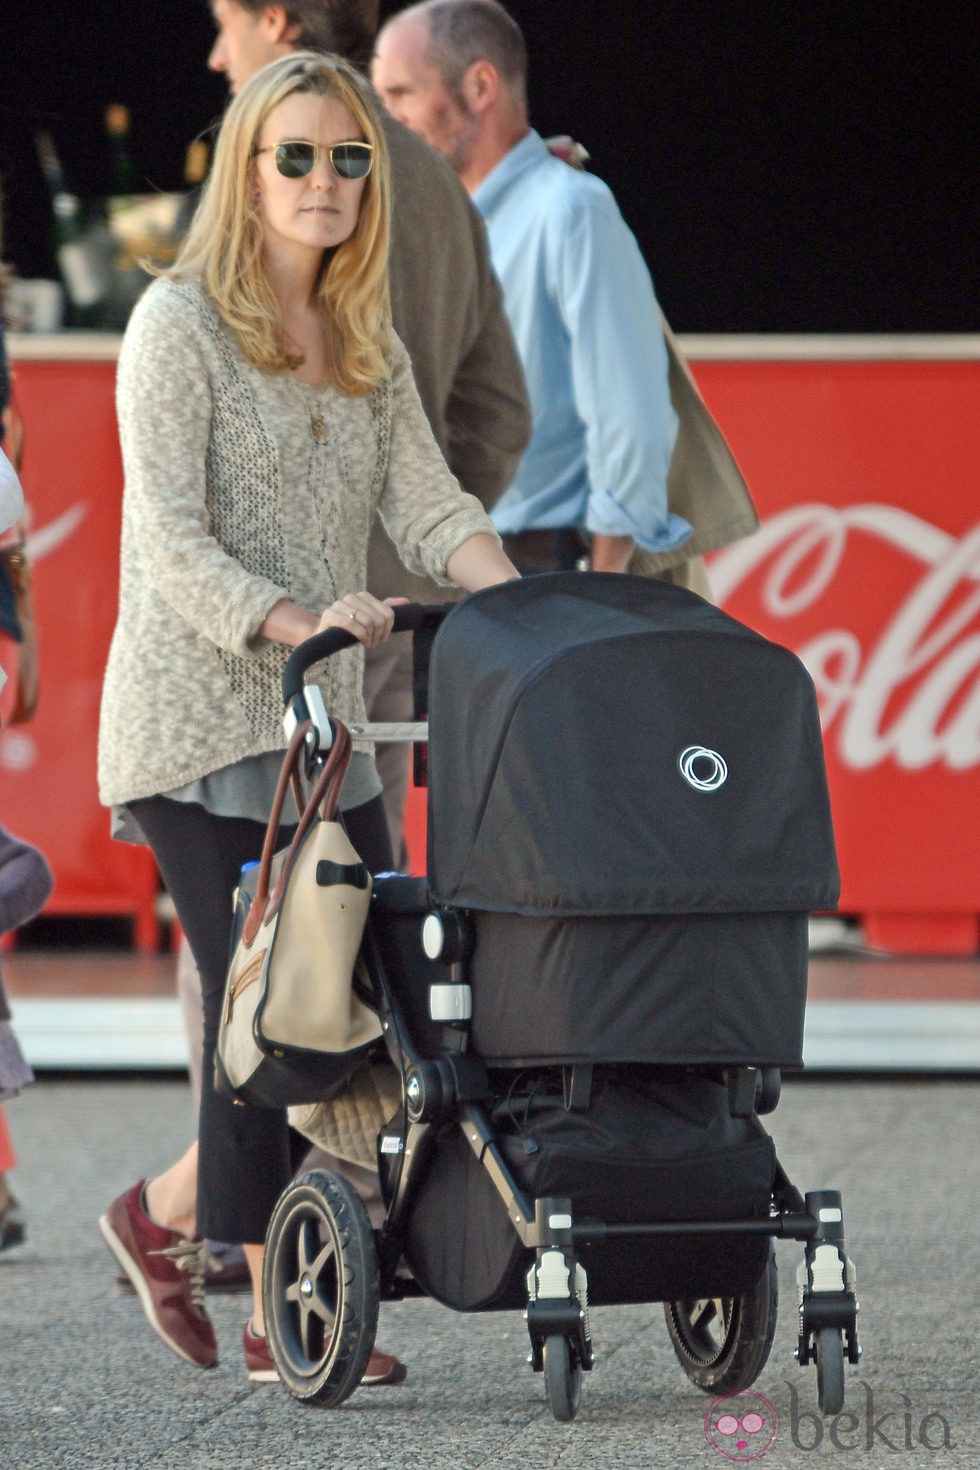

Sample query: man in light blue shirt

[373,0,693,577]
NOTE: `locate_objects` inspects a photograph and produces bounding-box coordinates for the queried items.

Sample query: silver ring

[347,610,358,622]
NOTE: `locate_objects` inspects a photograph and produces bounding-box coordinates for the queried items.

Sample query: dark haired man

[209,0,380,86]
[373,0,757,585]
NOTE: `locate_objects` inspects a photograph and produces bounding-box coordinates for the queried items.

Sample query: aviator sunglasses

[253,139,374,181]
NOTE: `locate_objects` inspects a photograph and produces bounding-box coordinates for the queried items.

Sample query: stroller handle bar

[281,602,449,707]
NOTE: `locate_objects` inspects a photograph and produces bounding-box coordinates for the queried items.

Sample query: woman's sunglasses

[253,139,374,181]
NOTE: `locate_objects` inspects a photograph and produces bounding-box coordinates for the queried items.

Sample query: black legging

[130,792,393,1243]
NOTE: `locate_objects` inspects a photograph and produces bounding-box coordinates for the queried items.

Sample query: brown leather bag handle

[241,718,353,946]
[264,720,352,923]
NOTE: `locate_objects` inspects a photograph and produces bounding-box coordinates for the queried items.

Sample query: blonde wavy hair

[171,51,391,395]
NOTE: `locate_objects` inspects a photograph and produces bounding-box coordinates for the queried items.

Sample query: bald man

[374,1,757,586]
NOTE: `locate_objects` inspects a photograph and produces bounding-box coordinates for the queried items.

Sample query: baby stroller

[261,572,860,1422]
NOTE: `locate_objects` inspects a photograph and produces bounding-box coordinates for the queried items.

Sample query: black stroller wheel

[815,1327,846,1415]
[262,1169,379,1407]
[664,1243,778,1394]
[543,1334,582,1422]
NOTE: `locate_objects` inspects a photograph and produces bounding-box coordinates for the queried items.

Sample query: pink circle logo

[704,1391,779,1461]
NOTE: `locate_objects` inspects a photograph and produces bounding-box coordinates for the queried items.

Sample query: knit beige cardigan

[98,279,495,808]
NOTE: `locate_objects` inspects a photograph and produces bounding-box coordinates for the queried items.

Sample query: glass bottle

[34,131,109,323]
[104,104,142,198]
[175,136,211,238]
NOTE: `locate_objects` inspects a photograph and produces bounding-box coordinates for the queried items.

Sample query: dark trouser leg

[362,639,413,871]
[130,793,393,1244]
[130,798,293,1243]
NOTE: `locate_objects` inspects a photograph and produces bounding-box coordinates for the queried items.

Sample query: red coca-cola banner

[699,356,979,954]
[7,343,978,957]
[1,352,161,950]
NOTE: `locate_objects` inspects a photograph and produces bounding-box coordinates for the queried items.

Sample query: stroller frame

[262,599,861,1422]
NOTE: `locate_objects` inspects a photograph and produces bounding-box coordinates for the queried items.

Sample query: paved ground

[1,1074,977,1469]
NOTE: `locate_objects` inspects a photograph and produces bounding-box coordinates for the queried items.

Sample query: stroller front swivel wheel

[664,1243,778,1394]
[263,1169,379,1407]
[815,1327,846,1415]
[543,1334,582,1423]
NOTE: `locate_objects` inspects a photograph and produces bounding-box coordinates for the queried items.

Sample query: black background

[0,0,975,331]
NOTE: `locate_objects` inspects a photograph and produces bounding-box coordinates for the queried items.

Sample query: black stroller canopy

[426,573,840,917]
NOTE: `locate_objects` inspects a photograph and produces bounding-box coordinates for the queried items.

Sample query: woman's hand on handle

[264,530,516,658]
[317,593,408,648]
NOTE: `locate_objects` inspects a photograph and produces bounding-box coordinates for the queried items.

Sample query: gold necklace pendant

[295,379,327,445]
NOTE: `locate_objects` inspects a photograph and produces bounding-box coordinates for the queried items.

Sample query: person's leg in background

[362,639,414,872]
[167,937,250,1289]
[0,1103,14,1171]
[175,935,205,1102]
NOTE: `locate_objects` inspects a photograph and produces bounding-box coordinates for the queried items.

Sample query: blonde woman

[97,51,518,1383]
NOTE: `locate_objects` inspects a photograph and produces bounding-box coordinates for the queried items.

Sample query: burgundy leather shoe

[243,1319,279,1382]
[360,1348,408,1387]
[116,1239,250,1295]
[243,1321,407,1388]
[99,1180,217,1368]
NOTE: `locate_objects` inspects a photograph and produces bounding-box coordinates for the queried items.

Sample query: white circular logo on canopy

[678,745,728,791]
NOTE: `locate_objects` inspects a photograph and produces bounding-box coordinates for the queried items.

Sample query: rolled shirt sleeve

[550,189,689,552]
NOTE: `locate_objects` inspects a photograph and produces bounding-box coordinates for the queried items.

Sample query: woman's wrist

[259,597,319,647]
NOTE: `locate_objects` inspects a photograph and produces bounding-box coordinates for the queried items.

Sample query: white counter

[10,331,980,363]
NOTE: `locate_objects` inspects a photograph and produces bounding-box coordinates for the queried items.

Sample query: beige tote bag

[216,718,380,1108]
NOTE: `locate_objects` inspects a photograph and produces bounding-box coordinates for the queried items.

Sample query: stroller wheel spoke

[296,1217,320,1277]
[299,1296,334,1359]
[307,1289,338,1328]
[686,1297,727,1341]
[310,1239,338,1280]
